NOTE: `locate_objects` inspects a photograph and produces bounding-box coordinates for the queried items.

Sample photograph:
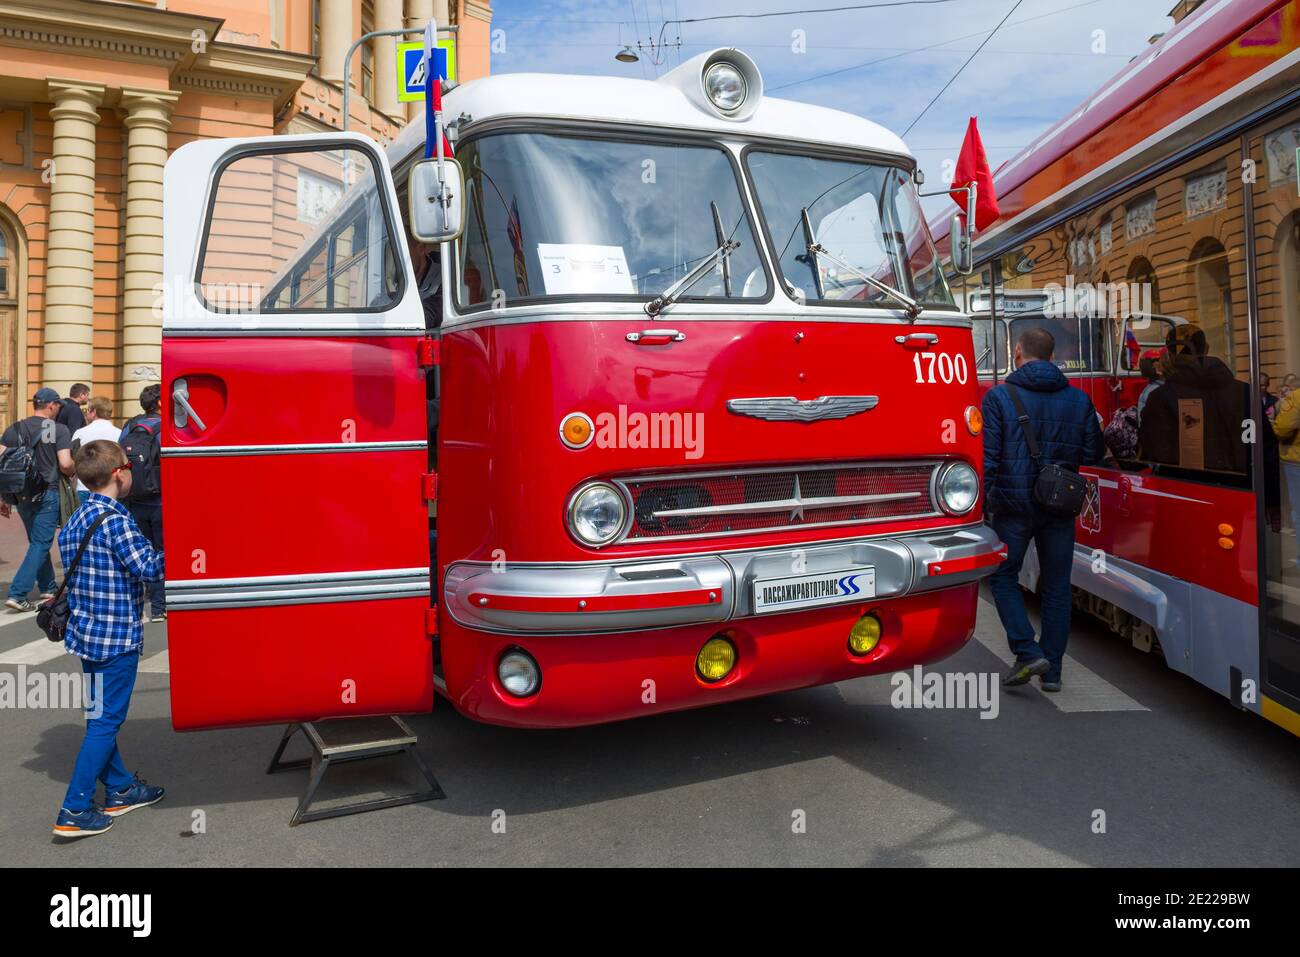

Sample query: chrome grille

[617,462,941,541]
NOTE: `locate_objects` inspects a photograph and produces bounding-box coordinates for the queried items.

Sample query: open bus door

[160,133,434,731]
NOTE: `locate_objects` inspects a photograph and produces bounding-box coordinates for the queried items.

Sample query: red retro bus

[937,0,1300,736]
[161,49,1003,732]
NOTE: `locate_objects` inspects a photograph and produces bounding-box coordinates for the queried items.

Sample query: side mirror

[408,157,465,244]
[951,214,974,275]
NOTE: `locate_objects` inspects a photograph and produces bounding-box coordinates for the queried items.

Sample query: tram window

[1009,317,1087,372]
[454,132,769,310]
[1003,142,1250,484]
[196,144,400,314]
[971,317,1006,375]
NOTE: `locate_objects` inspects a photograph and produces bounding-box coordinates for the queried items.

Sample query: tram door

[1250,108,1300,732]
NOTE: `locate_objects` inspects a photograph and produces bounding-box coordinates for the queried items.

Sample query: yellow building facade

[0,0,491,422]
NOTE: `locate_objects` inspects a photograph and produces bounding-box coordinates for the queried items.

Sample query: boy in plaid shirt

[52,439,166,839]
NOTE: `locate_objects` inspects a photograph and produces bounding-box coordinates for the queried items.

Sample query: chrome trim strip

[162,327,428,337]
[161,440,428,458]
[651,491,921,519]
[166,567,431,610]
[613,460,943,544]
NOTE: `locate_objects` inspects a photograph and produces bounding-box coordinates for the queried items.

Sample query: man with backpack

[0,387,77,611]
[119,384,164,622]
[981,328,1106,692]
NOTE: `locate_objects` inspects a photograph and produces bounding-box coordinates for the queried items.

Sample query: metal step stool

[266,716,445,826]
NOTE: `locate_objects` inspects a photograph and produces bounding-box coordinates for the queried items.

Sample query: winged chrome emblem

[726,395,879,422]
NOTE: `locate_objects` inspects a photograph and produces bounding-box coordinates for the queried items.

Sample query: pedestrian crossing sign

[397,38,456,102]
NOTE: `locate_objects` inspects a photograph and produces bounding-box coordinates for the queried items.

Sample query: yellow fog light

[848,613,882,655]
[696,636,737,682]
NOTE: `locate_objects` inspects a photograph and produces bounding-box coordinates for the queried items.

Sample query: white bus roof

[387,49,912,165]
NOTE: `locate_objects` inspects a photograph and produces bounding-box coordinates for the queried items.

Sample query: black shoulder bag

[1006,384,1088,518]
[37,511,112,643]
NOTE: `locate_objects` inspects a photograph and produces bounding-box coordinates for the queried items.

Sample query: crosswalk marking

[139,649,169,674]
[0,636,68,667]
[0,611,37,630]
[972,612,1148,713]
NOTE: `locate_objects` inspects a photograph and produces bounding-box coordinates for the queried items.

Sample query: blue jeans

[989,511,1077,682]
[129,502,164,615]
[9,491,60,600]
[63,649,140,812]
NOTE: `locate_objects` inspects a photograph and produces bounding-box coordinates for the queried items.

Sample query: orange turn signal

[1218,523,1234,536]
[559,412,594,449]
[964,405,983,436]
[1218,537,1235,550]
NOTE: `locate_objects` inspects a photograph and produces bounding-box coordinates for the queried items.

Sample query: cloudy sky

[486,0,1178,215]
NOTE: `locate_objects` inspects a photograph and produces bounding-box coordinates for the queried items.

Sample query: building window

[311,0,321,60]
[362,2,375,101]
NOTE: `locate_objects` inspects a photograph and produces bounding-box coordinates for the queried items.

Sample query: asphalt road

[1,585,1297,867]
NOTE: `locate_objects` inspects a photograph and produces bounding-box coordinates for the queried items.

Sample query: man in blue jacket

[982,326,1106,691]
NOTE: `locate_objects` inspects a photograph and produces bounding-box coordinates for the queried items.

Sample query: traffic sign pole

[340,24,458,134]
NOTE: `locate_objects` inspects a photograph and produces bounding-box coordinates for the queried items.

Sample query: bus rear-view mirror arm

[919,183,977,276]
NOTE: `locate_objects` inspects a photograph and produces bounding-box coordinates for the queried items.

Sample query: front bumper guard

[443,524,1005,636]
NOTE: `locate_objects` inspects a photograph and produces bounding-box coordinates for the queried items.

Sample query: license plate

[752,567,876,614]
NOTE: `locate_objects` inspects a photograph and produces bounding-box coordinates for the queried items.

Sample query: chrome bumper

[443,524,1005,635]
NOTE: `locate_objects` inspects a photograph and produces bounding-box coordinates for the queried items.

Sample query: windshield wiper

[800,206,921,320]
[644,235,740,317]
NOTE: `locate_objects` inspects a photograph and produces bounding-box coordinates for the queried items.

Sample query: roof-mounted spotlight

[615,45,640,63]
[660,49,763,122]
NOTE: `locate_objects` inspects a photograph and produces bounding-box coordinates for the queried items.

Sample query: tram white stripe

[973,604,1148,713]
[0,636,69,666]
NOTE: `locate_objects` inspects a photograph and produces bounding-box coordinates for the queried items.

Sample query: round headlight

[704,62,747,113]
[498,650,540,697]
[568,483,627,546]
[938,462,979,515]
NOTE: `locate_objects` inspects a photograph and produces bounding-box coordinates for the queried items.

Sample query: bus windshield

[745,150,954,310]
[454,131,769,310]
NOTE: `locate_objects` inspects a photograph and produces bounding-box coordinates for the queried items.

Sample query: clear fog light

[498,650,540,697]
[696,635,737,682]
[938,462,979,515]
[704,62,747,113]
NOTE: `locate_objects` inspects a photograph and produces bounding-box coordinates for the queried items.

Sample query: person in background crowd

[0,387,76,611]
[1136,348,1165,424]
[55,382,90,434]
[52,439,166,839]
[1261,372,1279,422]
[1272,387,1300,563]
[119,385,165,622]
[71,396,119,503]
[981,327,1106,692]
[1139,323,1249,474]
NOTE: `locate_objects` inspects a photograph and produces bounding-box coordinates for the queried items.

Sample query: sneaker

[149,611,166,623]
[1002,657,1051,687]
[4,598,36,613]
[39,592,55,602]
[1039,678,1062,693]
[52,806,114,839]
[103,776,165,817]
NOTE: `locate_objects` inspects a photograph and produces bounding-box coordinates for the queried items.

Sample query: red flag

[949,117,999,232]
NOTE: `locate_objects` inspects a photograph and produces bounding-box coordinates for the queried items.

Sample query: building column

[43,79,104,395]
[120,88,178,399]
[319,0,353,84]
[374,0,404,117]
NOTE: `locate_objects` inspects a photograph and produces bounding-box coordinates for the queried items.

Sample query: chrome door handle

[895,332,939,345]
[626,329,686,344]
[172,378,208,432]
